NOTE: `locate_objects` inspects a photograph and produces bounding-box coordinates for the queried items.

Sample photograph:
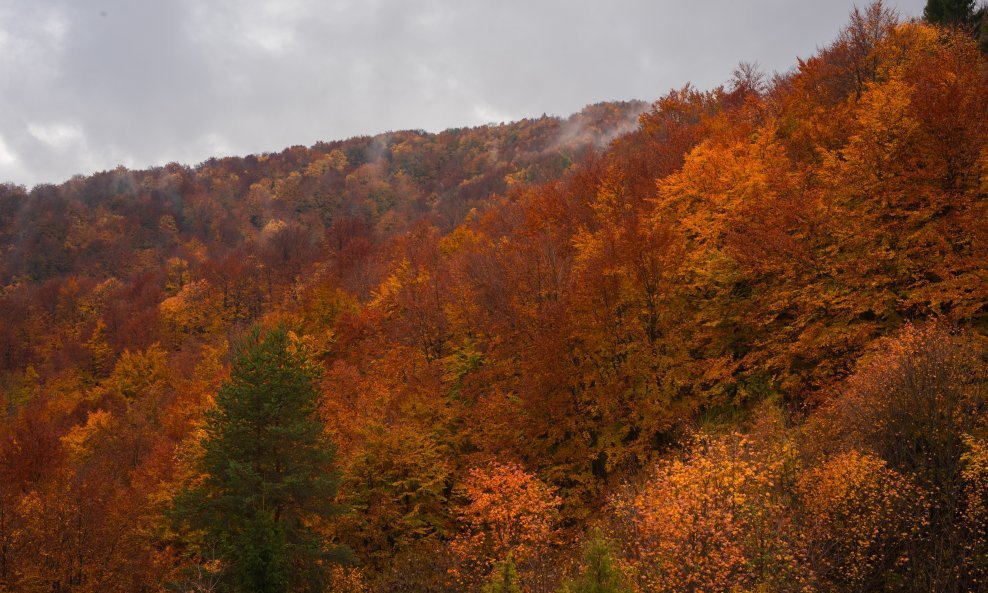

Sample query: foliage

[482,556,523,593]
[924,0,977,25]
[171,326,346,593]
[0,4,985,591]
[798,450,927,592]
[609,431,804,593]
[451,461,561,591]
[560,532,631,593]
[809,321,988,590]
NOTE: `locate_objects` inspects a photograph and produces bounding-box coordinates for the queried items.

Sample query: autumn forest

[1,2,987,592]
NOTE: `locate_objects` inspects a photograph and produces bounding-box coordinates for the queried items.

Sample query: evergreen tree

[482,555,523,593]
[924,0,976,25]
[981,9,988,53]
[173,326,346,593]
[561,532,630,593]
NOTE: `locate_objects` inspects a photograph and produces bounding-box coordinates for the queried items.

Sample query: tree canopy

[172,326,347,593]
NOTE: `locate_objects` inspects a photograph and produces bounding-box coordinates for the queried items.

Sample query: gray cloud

[0,0,926,187]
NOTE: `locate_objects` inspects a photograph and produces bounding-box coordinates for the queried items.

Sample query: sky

[0,0,926,188]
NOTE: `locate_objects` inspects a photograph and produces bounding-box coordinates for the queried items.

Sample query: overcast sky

[0,0,926,188]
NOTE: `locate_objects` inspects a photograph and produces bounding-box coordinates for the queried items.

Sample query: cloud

[0,0,928,188]
[0,135,19,167]
[27,122,85,150]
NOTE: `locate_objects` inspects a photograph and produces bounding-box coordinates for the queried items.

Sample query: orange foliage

[798,451,927,591]
[451,462,561,591]
[610,431,804,593]
[0,5,985,591]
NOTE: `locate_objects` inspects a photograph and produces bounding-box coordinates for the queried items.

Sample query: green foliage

[172,325,346,593]
[924,0,977,25]
[483,556,523,593]
[561,532,631,593]
[441,338,484,399]
[338,422,451,568]
[981,9,988,53]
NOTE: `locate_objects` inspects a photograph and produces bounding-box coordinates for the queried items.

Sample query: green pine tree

[981,9,988,53]
[924,0,977,25]
[561,531,631,593]
[482,555,523,593]
[173,325,347,593]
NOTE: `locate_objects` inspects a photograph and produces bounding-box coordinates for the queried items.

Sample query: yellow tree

[609,432,804,593]
[798,451,927,592]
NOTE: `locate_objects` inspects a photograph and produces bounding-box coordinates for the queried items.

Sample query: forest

[0,2,987,592]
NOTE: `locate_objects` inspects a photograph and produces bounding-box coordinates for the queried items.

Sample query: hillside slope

[0,5,986,593]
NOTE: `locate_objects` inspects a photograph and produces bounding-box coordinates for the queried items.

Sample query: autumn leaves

[0,2,985,592]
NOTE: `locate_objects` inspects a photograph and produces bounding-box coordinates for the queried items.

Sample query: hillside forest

[0,2,987,592]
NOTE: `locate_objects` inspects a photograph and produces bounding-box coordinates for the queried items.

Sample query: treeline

[0,2,987,592]
[0,101,644,368]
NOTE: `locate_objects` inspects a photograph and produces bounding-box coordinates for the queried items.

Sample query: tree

[810,322,987,591]
[561,531,631,593]
[798,451,927,592]
[450,461,561,591]
[173,326,346,593]
[836,1,900,98]
[482,556,523,593]
[981,9,988,53]
[609,433,804,593]
[924,0,977,25]
[336,421,451,570]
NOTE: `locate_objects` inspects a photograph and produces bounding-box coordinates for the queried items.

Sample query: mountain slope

[0,5,987,593]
